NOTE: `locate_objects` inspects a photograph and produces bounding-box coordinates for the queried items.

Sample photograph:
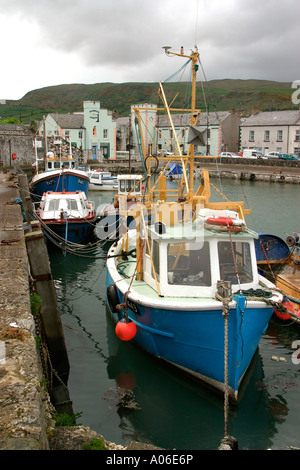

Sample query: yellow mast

[162,46,200,199]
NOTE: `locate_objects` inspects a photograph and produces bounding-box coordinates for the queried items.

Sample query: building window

[103,129,108,138]
[277,130,283,142]
[264,130,270,142]
[78,131,83,139]
[93,126,97,137]
[65,131,70,138]
[295,129,300,142]
[249,130,254,142]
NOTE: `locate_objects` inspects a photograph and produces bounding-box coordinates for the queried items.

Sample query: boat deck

[276,273,300,301]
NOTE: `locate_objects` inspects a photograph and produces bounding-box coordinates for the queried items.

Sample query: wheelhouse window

[218,241,253,284]
[167,241,211,286]
[67,199,78,211]
[48,199,59,211]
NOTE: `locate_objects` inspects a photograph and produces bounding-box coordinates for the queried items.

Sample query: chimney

[252,106,260,115]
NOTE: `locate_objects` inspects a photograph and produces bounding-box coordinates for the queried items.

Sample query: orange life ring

[207,216,235,226]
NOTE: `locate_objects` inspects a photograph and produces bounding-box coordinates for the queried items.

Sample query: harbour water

[49,178,300,450]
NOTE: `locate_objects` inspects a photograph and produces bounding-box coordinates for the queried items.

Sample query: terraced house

[125,105,240,157]
[38,101,117,161]
[240,110,300,157]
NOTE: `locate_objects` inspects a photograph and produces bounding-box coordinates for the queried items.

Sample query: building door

[101,144,110,159]
[91,145,98,160]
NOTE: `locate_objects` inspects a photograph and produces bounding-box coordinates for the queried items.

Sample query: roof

[49,113,84,129]
[241,110,300,127]
[157,111,231,128]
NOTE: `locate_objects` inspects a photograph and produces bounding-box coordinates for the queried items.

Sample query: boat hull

[88,182,118,191]
[31,170,89,197]
[106,271,274,401]
[44,219,96,244]
[255,233,291,264]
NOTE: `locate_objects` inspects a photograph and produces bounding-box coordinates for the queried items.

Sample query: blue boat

[30,151,89,198]
[106,208,283,401]
[35,190,97,244]
[105,46,283,401]
[164,163,183,180]
[255,232,291,265]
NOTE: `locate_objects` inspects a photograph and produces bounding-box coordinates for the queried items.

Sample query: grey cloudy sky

[1,0,299,100]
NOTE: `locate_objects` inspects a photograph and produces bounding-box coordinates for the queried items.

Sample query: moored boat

[87,169,118,191]
[35,190,97,244]
[96,174,144,240]
[105,46,284,401]
[255,232,300,323]
[274,232,300,322]
[106,205,282,401]
[30,151,90,198]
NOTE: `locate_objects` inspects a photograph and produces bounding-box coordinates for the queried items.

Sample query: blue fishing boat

[164,163,183,181]
[105,46,283,401]
[35,190,97,244]
[255,232,291,266]
[30,151,89,198]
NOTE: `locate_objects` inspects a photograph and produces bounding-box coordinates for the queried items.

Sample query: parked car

[266,152,280,159]
[220,152,241,158]
[279,153,298,160]
[158,150,174,156]
[242,149,266,159]
[242,149,258,159]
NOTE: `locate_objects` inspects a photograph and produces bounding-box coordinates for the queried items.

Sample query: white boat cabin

[141,211,259,298]
[42,152,77,171]
[117,175,143,196]
[37,191,95,220]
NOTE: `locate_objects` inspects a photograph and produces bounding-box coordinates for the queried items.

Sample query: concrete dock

[0,171,53,450]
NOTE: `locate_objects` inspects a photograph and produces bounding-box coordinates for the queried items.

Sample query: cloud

[1,0,299,99]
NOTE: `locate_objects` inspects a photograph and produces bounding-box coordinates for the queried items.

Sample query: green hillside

[0,79,296,124]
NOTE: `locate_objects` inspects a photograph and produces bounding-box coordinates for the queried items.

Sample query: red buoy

[115,318,137,341]
[274,298,295,320]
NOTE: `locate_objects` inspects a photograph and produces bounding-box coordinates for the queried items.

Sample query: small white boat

[35,190,97,243]
[87,169,118,191]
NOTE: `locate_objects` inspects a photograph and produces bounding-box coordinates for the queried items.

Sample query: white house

[127,106,240,157]
[240,110,300,156]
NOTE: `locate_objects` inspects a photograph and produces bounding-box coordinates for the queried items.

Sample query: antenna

[162,46,172,55]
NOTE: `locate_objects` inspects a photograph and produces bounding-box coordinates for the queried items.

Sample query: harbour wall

[94,158,300,184]
[0,171,53,450]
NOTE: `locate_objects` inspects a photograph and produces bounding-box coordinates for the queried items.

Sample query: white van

[242,149,264,159]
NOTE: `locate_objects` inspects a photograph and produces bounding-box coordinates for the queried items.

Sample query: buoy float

[115,318,137,341]
[274,298,295,320]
